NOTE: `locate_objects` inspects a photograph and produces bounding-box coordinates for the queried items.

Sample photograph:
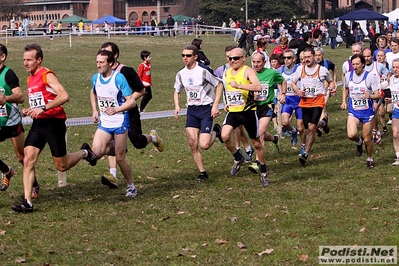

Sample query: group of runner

[0,42,164,213]
[1,36,397,212]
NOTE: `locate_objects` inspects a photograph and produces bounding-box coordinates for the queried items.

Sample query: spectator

[191,38,210,65]
[354,24,364,43]
[166,14,175,38]
[328,21,338,49]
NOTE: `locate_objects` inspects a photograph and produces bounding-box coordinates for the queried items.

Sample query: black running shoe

[11,198,33,213]
[213,123,224,143]
[323,117,330,134]
[366,160,374,169]
[197,172,209,181]
[356,137,363,157]
[317,127,323,137]
[81,143,97,166]
[299,153,308,165]
[0,167,15,191]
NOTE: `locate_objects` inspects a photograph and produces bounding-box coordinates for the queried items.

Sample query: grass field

[0,33,397,265]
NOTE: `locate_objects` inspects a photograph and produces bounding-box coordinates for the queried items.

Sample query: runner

[341,54,381,169]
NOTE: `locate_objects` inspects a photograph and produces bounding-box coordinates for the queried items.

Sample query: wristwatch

[41,105,46,111]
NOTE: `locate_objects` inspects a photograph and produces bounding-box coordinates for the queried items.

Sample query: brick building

[0,0,183,30]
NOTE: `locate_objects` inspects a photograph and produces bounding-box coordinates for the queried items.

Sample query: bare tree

[0,0,25,23]
[351,0,355,11]
[372,0,377,12]
[179,0,198,17]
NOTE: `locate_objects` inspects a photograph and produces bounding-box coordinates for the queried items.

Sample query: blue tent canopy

[339,8,388,21]
[92,15,127,25]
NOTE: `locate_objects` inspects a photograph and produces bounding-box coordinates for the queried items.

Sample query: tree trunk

[351,0,355,11]
[318,0,322,20]
[372,0,377,12]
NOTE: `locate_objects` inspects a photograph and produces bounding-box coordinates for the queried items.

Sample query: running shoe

[197,172,209,181]
[392,159,399,166]
[316,127,323,137]
[11,198,33,213]
[273,135,281,152]
[125,186,137,197]
[299,153,308,165]
[356,137,363,157]
[230,156,244,176]
[387,119,392,125]
[0,167,15,191]
[101,174,119,189]
[213,123,224,143]
[245,146,254,163]
[383,128,388,136]
[372,131,381,144]
[291,127,298,146]
[248,162,259,174]
[366,160,374,169]
[323,117,330,134]
[81,143,97,166]
[32,183,40,199]
[372,131,377,143]
[150,129,164,152]
[260,172,269,187]
[298,145,306,157]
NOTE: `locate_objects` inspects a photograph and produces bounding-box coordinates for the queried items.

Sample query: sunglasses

[228,56,243,61]
[182,54,193,58]
[283,56,293,59]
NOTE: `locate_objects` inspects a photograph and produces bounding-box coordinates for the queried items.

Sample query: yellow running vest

[225,66,256,112]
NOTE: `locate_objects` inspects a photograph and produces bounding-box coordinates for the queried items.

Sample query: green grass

[0,34,397,265]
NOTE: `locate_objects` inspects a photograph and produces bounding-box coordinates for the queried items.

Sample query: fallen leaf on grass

[173,195,180,199]
[47,250,55,254]
[182,247,194,252]
[152,224,157,230]
[76,251,82,255]
[360,227,366,233]
[257,248,274,256]
[201,243,208,247]
[289,232,298,238]
[146,176,156,180]
[159,216,170,221]
[177,211,185,215]
[264,213,271,218]
[177,160,182,163]
[0,229,6,235]
[298,253,308,261]
[15,257,26,263]
[371,207,379,210]
[188,255,197,258]
[149,154,153,158]
[230,217,237,222]
[237,242,246,249]
[215,239,227,245]
[243,201,251,204]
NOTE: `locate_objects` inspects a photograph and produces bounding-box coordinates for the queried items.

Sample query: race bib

[255,84,269,101]
[351,95,369,110]
[0,104,6,117]
[392,91,399,109]
[98,96,116,112]
[28,92,45,108]
[227,90,244,106]
[186,86,202,103]
[286,85,294,94]
[302,82,316,98]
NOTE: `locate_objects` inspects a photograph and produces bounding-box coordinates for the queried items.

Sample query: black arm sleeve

[120,66,144,93]
[5,68,20,89]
